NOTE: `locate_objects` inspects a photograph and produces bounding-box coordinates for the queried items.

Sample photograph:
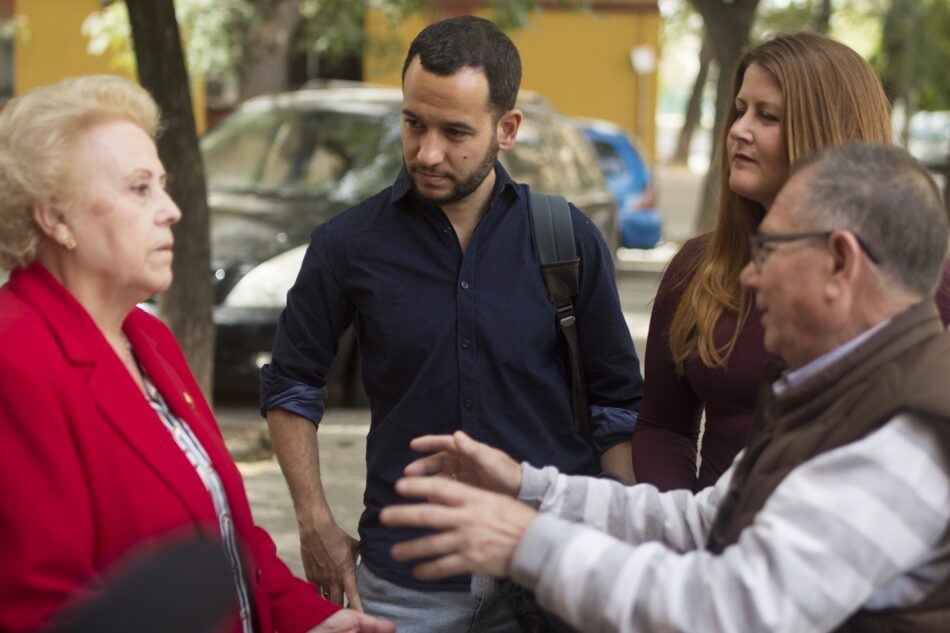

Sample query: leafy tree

[869,0,950,211]
[872,0,950,134]
[88,1,548,101]
[754,0,833,37]
[86,1,422,99]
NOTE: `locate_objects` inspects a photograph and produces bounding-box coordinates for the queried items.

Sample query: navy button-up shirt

[261,163,643,590]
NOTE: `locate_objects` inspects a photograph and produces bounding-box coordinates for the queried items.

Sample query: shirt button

[460,281,469,289]
[461,339,470,349]
[464,399,473,410]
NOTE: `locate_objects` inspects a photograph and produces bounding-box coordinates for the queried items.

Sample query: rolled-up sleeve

[259,222,354,426]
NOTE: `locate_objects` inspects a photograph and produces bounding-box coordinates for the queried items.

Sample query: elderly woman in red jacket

[0,75,393,633]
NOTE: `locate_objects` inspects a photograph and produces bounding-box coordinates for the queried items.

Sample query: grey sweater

[511,412,950,632]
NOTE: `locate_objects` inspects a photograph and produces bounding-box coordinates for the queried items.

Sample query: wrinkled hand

[308,609,395,633]
[380,476,537,580]
[404,431,523,497]
[301,522,362,610]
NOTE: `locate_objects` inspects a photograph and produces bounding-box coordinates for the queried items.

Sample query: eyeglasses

[748,230,880,270]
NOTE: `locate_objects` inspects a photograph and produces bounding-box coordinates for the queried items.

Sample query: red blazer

[0,264,339,633]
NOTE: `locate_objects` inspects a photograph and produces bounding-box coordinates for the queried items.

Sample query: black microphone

[46,536,238,633]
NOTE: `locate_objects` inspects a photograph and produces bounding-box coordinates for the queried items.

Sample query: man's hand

[403,431,523,497]
[300,521,361,610]
[266,408,363,609]
[308,609,395,633]
[380,476,537,580]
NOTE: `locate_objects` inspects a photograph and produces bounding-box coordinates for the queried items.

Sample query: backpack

[529,192,591,440]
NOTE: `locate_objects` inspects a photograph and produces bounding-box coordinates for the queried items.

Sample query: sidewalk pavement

[218,405,370,578]
[616,241,680,274]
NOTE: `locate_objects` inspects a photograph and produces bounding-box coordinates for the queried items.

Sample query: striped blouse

[143,374,255,633]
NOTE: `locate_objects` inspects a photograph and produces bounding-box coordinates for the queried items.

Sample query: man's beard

[408,137,499,206]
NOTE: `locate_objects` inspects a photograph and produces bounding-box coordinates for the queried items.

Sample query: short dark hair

[793,143,948,297]
[402,15,522,116]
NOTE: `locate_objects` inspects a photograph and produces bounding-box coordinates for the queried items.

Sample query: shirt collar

[773,318,891,395]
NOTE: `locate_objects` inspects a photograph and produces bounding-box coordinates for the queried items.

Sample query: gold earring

[62,234,77,251]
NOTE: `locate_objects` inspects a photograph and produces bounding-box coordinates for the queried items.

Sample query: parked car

[203,85,617,402]
[906,110,950,171]
[576,117,662,249]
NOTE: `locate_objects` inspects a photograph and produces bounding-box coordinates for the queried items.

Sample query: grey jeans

[357,564,522,633]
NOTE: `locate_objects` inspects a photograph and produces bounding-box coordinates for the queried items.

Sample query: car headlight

[223,245,308,308]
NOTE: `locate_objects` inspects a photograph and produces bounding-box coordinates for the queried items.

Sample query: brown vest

[705,301,950,632]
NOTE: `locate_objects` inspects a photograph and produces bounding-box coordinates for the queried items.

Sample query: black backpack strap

[529,192,591,440]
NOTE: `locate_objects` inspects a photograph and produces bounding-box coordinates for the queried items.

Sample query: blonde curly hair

[0,75,160,270]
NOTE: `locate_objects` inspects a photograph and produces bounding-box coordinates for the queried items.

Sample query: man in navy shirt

[261,15,643,632]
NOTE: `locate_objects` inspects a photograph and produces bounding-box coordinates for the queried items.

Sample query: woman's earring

[62,234,77,251]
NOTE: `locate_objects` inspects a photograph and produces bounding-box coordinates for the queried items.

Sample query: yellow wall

[13,0,206,133]
[365,3,660,158]
[14,0,121,93]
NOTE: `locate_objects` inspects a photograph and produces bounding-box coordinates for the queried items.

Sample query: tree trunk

[689,0,760,234]
[127,0,214,402]
[899,1,923,146]
[240,0,304,99]
[813,0,833,33]
[672,34,713,165]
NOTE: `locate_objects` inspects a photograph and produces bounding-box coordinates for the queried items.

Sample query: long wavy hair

[668,32,892,372]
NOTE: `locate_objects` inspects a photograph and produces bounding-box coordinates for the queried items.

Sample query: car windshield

[201,107,398,198]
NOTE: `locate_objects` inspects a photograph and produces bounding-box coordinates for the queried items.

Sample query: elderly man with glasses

[379,143,950,633]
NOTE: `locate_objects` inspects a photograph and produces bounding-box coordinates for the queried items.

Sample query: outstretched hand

[403,431,523,497]
[380,476,537,580]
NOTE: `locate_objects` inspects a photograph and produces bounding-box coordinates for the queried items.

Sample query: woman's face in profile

[64,119,181,303]
[727,63,788,210]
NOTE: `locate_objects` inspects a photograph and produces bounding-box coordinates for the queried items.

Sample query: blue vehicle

[577,118,662,249]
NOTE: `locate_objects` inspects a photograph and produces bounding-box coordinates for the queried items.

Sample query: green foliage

[0,13,27,41]
[753,0,887,40]
[81,0,563,91]
[177,0,253,76]
[872,0,950,111]
[658,0,703,45]
[754,0,816,37]
[85,1,542,72]
[297,0,420,68]
[487,0,585,31]
[488,0,537,30]
[82,0,253,76]
[81,2,134,72]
